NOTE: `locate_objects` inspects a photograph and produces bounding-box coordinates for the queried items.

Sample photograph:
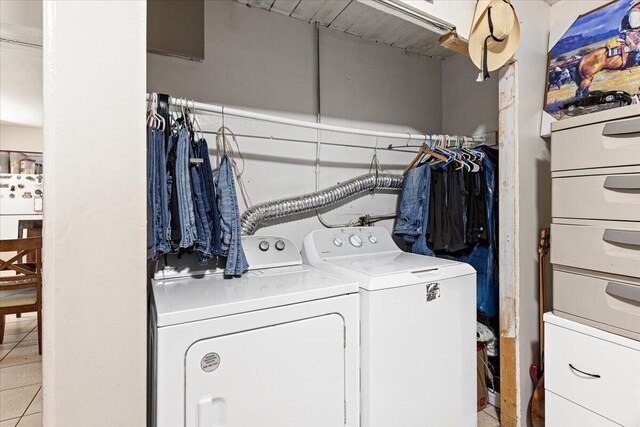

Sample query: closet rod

[152,95,487,144]
[201,130,420,153]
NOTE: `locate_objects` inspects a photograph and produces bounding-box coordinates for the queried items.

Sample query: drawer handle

[606,281,640,303]
[569,364,601,378]
[602,117,640,136]
[603,229,640,246]
[603,175,640,190]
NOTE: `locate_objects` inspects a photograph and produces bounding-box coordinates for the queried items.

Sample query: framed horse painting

[544,0,640,121]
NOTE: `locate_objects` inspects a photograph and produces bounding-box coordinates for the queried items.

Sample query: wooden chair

[0,237,42,354]
[17,220,42,263]
[14,220,43,319]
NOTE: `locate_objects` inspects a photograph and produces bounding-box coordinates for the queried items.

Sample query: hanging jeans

[189,138,223,264]
[147,126,171,260]
[175,128,197,248]
[394,163,434,256]
[197,139,223,256]
[461,150,498,318]
[190,142,214,264]
[215,154,249,277]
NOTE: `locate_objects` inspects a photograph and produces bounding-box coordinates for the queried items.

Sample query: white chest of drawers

[548,105,640,426]
[545,313,640,427]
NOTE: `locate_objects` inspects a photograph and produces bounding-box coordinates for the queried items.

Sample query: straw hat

[469,0,521,80]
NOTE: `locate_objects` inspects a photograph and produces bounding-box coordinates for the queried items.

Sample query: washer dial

[349,234,362,247]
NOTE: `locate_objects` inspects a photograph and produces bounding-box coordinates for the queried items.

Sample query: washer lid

[325,251,459,276]
[322,252,475,291]
[151,265,358,327]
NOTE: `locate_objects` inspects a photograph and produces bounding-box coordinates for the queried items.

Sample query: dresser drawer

[553,267,640,340]
[553,171,640,221]
[552,115,640,172]
[546,391,620,427]
[545,318,640,426]
[551,220,640,278]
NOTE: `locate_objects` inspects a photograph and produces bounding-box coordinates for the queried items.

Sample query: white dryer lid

[151,265,358,327]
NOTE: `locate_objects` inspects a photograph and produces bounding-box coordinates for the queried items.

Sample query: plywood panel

[291,0,325,21]
[367,16,414,46]
[241,0,276,9]
[406,33,438,54]
[391,27,426,49]
[344,7,385,37]
[420,42,452,59]
[328,0,368,32]
[271,0,301,16]
[312,0,351,27]
[232,0,450,58]
[361,14,397,41]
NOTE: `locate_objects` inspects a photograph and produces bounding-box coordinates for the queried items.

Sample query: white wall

[148,0,443,248]
[442,54,498,136]
[511,1,551,425]
[0,124,43,152]
[42,1,147,425]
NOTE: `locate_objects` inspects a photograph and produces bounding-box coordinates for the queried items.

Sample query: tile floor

[0,312,499,427]
[478,404,501,427]
[0,313,42,427]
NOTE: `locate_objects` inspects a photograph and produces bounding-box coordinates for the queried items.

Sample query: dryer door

[185,313,345,427]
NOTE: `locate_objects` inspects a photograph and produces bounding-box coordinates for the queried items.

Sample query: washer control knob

[258,240,270,251]
[275,240,286,251]
[368,235,378,244]
[349,234,362,247]
[333,237,343,247]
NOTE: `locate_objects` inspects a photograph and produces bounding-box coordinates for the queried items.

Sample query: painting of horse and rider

[545,0,640,119]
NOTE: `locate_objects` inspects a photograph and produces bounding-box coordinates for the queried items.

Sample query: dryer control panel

[155,236,302,279]
[302,227,400,261]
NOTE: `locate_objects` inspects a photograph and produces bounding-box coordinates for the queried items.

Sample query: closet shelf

[234,0,456,59]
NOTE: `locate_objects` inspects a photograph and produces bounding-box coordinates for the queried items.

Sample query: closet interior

[147,0,502,424]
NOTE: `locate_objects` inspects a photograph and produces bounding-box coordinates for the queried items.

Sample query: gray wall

[442,54,499,136]
[147,0,443,248]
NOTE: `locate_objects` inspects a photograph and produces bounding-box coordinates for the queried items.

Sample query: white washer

[150,236,359,427]
[302,227,477,427]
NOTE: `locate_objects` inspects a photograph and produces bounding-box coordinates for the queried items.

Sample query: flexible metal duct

[241,172,404,235]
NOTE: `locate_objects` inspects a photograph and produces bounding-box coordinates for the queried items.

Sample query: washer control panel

[304,227,399,260]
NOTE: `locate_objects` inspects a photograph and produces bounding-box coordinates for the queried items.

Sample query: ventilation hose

[240,172,403,235]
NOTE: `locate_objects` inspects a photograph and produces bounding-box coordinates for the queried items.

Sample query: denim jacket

[394,163,433,256]
[215,154,249,277]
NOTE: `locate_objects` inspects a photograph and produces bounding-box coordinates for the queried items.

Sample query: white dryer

[302,227,477,427]
[150,236,359,427]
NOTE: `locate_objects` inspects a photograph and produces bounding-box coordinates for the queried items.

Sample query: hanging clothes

[462,149,498,318]
[147,125,171,260]
[166,132,182,249]
[394,145,499,318]
[215,154,249,277]
[147,93,248,278]
[394,163,433,256]
[175,128,198,249]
